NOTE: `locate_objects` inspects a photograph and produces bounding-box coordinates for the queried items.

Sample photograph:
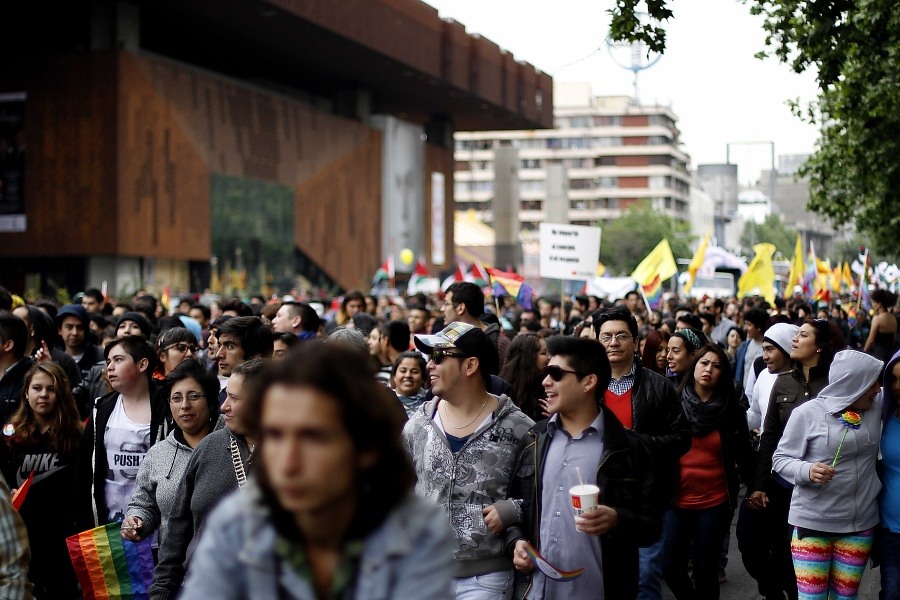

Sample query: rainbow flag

[523,541,584,581]
[66,523,154,600]
[486,267,533,310]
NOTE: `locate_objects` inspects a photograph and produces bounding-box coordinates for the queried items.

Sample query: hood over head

[818,349,883,413]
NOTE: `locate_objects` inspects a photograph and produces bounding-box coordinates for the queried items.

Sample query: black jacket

[753,365,829,491]
[505,409,661,600]
[628,362,692,503]
[75,383,170,530]
[0,357,33,424]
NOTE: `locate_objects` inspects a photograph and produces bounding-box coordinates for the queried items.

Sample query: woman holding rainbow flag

[772,350,883,600]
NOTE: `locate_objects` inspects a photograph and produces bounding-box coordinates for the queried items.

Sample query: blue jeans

[880,528,900,600]
[662,504,732,600]
[638,533,665,600]
[453,570,512,600]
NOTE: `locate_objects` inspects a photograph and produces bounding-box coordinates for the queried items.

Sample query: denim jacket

[180,482,455,600]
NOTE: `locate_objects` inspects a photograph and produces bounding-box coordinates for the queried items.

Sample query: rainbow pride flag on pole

[66,523,154,600]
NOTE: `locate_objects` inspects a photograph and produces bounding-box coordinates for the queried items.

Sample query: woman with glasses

[122,359,218,548]
[154,327,200,380]
[662,344,753,600]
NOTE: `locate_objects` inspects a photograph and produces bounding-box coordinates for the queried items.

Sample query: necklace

[441,397,489,430]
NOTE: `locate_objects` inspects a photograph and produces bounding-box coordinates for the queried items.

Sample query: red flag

[11,470,34,510]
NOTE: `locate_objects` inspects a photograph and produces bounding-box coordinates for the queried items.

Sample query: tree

[608,1,900,254]
[738,214,798,259]
[598,200,693,275]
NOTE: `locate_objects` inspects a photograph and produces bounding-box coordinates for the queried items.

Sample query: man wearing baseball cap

[403,322,533,599]
[55,303,103,381]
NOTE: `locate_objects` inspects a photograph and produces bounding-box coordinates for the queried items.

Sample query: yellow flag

[631,239,678,294]
[842,262,854,289]
[831,265,842,293]
[786,234,804,295]
[684,232,710,295]
[738,243,777,304]
[596,262,606,277]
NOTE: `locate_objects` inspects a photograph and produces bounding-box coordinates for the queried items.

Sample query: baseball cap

[414,321,497,380]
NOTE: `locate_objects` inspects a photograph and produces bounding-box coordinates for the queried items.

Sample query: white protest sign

[539,223,602,280]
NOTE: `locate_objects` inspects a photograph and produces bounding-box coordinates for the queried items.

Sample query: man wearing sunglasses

[593,307,690,600]
[505,336,660,599]
[404,322,533,600]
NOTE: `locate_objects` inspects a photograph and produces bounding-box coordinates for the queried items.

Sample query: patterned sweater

[402,394,533,577]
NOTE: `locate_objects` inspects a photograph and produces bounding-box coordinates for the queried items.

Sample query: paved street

[662,515,883,599]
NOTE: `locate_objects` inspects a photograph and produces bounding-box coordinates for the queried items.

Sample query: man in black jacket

[0,312,33,424]
[505,336,660,599]
[593,307,690,600]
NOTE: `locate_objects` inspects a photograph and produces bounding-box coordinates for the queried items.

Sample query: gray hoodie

[773,350,884,533]
[125,430,195,543]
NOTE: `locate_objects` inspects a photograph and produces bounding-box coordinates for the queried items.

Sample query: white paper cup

[570,484,600,517]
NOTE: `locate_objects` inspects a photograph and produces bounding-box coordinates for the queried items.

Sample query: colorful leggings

[790,527,874,600]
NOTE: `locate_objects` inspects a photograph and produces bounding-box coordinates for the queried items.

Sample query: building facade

[453,82,692,234]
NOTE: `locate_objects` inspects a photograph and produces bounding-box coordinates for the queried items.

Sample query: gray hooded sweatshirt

[773,350,884,533]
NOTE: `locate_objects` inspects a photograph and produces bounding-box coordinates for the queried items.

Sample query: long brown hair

[8,363,83,455]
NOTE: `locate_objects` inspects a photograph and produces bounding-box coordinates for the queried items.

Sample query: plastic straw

[576,466,584,487]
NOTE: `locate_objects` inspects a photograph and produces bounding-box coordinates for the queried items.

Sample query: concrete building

[758,154,837,255]
[0,0,552,298]
[454,82,692,237]
[696,163,739,246]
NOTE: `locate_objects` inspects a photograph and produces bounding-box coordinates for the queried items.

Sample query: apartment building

[454,82,692,233]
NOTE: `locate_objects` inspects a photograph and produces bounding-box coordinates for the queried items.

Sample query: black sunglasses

[543,365,584,381]
[430,349,467,364]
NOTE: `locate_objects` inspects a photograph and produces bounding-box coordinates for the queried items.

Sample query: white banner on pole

[539,223,601,280]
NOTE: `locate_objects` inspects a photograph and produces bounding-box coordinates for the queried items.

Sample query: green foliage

[598,200,693,275]
[608,0,673,54]
[608,0,900,253]
[739,214,798,259]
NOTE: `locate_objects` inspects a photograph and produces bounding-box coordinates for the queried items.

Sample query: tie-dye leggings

[790,527,874,600]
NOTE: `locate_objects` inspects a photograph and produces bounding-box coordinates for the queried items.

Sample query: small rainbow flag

[66,523,154,600]
[523,541,585,581]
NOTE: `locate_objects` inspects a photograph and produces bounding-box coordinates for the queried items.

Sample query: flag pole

[559,284,566,332]
[636,281,651,313]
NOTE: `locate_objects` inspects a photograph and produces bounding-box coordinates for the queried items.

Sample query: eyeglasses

[430,349,467,364]
[170,392,205,404]
[163,342,199,355]
[543,365,584,381]
[598,332,633,344]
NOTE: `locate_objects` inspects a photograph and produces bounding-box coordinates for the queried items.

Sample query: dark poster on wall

[0,93,25,231]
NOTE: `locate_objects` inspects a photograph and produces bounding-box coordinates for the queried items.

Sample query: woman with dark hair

[662,344,753,600]
[122,359,218,546]
[391,350,428,417]
[499,333,549,421]
[725,326,746,372]
[667,328,704,385]
[750,318,844,598]
[1,363,82,598]
[641,329,671,376]
[180,342,454,599]
[865,288,898,363]
[154,326,199,380]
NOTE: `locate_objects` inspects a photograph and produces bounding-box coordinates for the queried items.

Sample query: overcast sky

[425,0,820,186]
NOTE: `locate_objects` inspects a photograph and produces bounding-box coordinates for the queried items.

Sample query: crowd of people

[0,280,897,599]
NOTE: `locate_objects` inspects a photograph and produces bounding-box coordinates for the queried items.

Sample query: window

[520,180,544,192]
[593,115,621,127]
[521,200,543,211]
[569,178,593,190]
[648,136,672,146]
[520,159,541,169]
[595,176,617,188]
[564,158,587,168]
[569,116,591,128]
[593,137,622,148]
[649,176,669,189]
[594,156,616,167]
